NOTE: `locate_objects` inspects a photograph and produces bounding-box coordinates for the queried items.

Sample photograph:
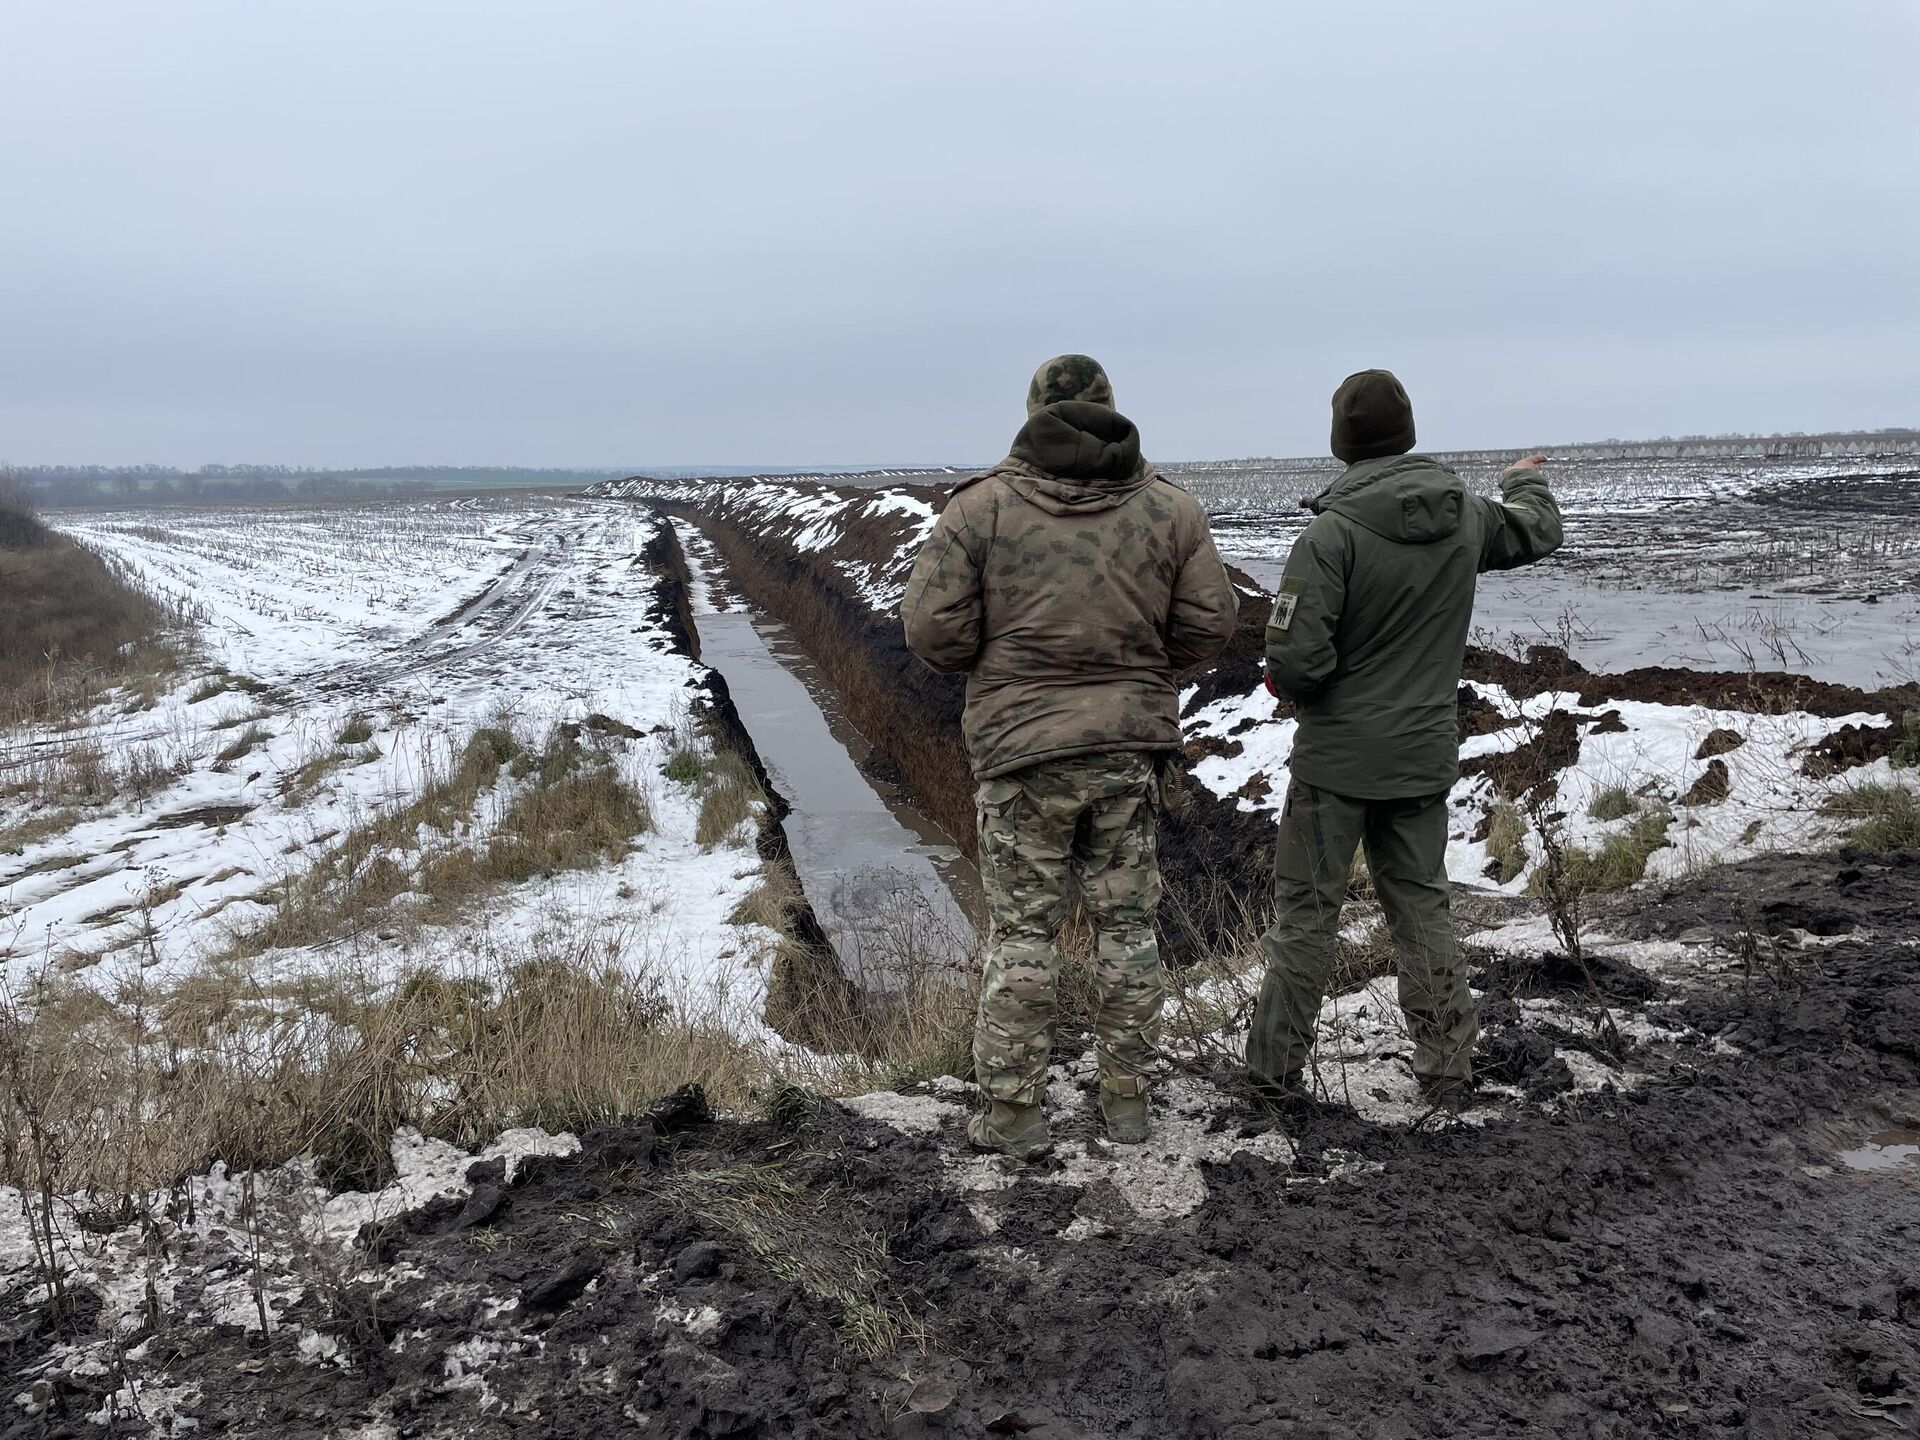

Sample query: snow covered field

[20,471,1884,1095]
[4,496,783,1016]
[598,475,940,616]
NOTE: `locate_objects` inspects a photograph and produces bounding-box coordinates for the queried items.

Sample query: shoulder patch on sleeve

[1271,586,1300,633]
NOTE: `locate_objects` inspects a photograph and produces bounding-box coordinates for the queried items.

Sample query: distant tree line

[1511,427,1920,464]
[1182,427,1920,472]
[1,464,632,509]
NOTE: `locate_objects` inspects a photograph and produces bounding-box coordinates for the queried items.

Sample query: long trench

[664,519,981,981]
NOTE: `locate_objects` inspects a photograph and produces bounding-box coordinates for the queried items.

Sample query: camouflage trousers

[973,751,1165,1105]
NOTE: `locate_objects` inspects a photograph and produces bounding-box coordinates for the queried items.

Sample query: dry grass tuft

[663,746,705,785]
[1535,802,1675,895]
[663,1159,919,1356]
[0,808,83,856]
[728,862,804,933]
[1,732,192,812]
[1,486,185,729]
[215,724,273,768]
[1,940,774,1196]
[1892,713,1920,771]
[1484,799,1528,884]
[1825,781,1920,853]
[1587,785,1638,822]
[239,720,649,956]
[695,751,766,849]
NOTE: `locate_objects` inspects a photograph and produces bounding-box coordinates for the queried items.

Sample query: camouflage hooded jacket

[903,401,1238,781]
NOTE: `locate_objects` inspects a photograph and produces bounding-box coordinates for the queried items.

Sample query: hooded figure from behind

[1248,368,1563,1109]
[902,355,1238,1158]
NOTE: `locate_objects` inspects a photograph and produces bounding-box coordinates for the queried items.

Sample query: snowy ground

[2,1122,582,1429]
[4,495,781,1014]
[1182,677,1900,895]
[582,460,1917,979]
[597,455,1920,689]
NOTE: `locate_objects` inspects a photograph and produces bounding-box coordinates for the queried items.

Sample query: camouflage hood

[973,401,1155,517]
[1305,453,1465,545]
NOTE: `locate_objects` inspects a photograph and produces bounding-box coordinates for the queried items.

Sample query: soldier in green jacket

[1249,368,1563,1107]
[904,355,1238,1156]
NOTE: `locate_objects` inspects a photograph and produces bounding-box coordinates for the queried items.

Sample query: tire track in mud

[312,524,582,697]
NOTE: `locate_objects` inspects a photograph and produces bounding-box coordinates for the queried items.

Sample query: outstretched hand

[1503,453,1548,477]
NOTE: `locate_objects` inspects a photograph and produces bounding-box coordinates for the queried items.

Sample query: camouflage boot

[967,1100,1052,1160]
[1099,1089,1151,1145]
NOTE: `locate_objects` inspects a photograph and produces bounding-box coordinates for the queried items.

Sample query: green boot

[1418,1076,1474,1113]
[1099,1090,1151,1145]
[967,1100,1052,1160]
[1251,1069,1310,1110]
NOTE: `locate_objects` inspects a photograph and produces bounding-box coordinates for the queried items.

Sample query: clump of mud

[13,854,1919,1438]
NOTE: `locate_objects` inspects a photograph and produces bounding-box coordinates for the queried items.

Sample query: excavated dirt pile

[17,849,1916,1439]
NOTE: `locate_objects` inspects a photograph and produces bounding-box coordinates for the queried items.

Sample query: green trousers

[1247,780,1477,1086]
[973,752,1165,1105]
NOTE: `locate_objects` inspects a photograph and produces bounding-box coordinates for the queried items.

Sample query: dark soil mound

[44,854,1918,1439]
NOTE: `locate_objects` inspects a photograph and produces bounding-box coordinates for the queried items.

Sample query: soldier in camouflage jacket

[904,355,1237,1155]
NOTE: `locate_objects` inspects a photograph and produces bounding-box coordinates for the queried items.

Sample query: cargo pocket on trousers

[1272,781,1326,887]
[976,779,1025,857]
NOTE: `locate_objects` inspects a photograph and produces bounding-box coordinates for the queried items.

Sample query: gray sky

[3,1,1916,467]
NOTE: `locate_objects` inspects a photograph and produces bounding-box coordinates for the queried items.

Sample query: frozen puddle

[673,520,979,967]
[1838,1129,1920,1173]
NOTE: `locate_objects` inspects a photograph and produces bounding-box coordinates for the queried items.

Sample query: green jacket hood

[1306,453,1464,544]
[973,400,1154,516]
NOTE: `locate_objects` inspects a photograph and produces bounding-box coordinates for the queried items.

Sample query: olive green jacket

[903,402,1238,780]
[1266,454,1563,798]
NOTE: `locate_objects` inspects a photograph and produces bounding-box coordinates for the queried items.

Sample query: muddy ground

[9,849,1916,1439]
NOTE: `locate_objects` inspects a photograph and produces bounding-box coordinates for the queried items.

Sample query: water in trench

[673,523,981,975]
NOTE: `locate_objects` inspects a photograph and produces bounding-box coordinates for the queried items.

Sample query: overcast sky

[2,2,1916,468]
